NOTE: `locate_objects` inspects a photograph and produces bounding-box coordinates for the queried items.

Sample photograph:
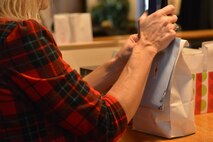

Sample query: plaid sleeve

[6,20,127,141]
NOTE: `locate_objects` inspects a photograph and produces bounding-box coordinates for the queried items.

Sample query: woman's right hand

[138,5,178,53]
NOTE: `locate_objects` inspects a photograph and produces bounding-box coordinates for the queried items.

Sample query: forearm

[83,34,138,93]
[83,57,126,93]
[108,46,157,122]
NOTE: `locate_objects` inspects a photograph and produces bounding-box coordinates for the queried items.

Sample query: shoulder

[0,19,17,43]
[1,19,56,46]
[15,19,53,41]
[18,19,49,35]
[0,19,47,36]
[16,19,55,43]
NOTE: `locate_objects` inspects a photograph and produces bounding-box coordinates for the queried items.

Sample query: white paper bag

[202,41,213,71]
[54,14,72,44]
[182,48,204,74]
[182,41,213,114]
[54,13,93,44]
[69,13,93,43]
[132,38,196,138]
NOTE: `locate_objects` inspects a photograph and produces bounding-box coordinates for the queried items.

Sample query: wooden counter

[94,30,213,41]
[119,113,213,142]
[58,30,213,49]
[176,30,213,40]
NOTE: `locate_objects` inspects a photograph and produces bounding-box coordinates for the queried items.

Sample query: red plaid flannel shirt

[0,18,127,142]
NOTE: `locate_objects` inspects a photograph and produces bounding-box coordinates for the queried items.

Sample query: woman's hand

[138,5,178,53]
[114,34,139,64]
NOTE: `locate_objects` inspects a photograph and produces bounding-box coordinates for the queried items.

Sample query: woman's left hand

[114,34,139,64]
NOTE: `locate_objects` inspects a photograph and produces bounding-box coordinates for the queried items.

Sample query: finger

[158,5,175,15]
[167,14,178,23]
[161,30,176,49]
[139,11,148,22]
[130,34,139,42]
[165,30,176,42]
[167,23,175,30]
[167,23,178,31]
[138,12,148,39]
[174,23,180,31]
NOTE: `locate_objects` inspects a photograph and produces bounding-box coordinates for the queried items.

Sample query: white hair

[0,0,44,20]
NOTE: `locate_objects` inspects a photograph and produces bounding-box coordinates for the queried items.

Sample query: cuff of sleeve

[104,94,128,140]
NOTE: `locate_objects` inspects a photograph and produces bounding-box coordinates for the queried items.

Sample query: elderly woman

[0,0,177,141]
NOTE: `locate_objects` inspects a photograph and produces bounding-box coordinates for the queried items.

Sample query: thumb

[140,11,148,22]
[138,11,148,39]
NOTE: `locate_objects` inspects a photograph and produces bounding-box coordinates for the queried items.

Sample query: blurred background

[40,0,213,37]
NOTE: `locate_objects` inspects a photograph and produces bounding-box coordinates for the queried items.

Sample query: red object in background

[195,73,202,115]
[208,72,213,113]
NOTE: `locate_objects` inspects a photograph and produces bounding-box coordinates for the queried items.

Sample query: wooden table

[119,113,213,142]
